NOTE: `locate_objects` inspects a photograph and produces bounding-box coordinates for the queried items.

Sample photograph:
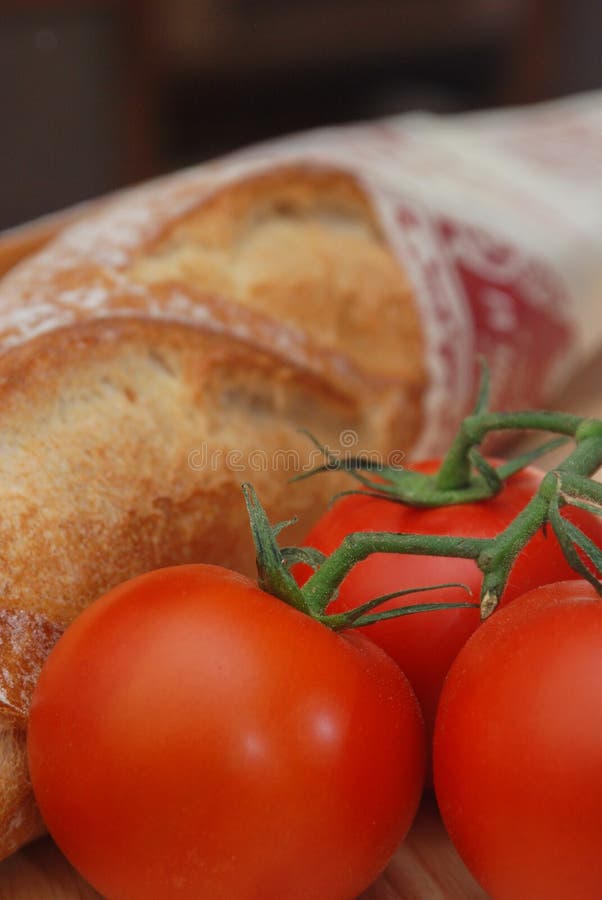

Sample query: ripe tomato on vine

[297,460,602,742]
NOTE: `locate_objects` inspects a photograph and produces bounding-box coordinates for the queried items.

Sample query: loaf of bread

[0,163,426,858]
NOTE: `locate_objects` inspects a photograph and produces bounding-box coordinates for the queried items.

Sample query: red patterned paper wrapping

[199,91,602,455]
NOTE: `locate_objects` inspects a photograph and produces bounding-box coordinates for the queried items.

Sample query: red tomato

[434,580,602,899]
[297,462,602,746]
[28,564,425,900]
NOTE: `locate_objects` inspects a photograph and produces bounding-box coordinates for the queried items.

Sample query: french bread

[0,164,425,858]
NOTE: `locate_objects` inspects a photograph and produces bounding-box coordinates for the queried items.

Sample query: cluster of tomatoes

[27,460,602,899]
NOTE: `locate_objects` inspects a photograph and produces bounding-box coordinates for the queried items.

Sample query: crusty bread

[0,163,425,860]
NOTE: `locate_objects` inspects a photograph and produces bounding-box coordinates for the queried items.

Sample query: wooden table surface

[0,796,486,900]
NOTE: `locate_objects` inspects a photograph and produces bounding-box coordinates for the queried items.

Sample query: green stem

[555,472,602,508]
[450,429,602,614]
[320,600,476,631]
[478,474,556,618]
[436,410,583,492]
[244,399,602,630]
[242,483,310,615]
[557,426,602,475]
[301,533,488,617]
[302,426,602,621]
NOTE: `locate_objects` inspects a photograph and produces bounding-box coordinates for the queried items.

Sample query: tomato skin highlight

[297,462,602,745]
[434,580,602,900]
[28,564,425,900]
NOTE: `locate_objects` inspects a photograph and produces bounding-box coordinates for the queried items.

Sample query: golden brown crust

[0,162,425,860]
[0,728,45,858]
[0,166,424,385]
[130,166,423,382]
[0,317,379,620]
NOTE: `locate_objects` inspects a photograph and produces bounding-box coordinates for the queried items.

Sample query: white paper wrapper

[201,90,602,455]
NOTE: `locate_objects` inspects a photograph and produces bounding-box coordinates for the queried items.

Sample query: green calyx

[294,360,577,507]
[241,484,475,632]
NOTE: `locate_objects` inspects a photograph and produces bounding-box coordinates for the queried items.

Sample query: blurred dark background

[2,0,601,230]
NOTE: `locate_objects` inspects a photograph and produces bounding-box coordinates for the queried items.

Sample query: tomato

[28,564,425,900]
[434,580,602,899]
[297,461,602,746]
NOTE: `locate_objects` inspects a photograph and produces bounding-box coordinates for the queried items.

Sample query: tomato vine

[245,365,602,624]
